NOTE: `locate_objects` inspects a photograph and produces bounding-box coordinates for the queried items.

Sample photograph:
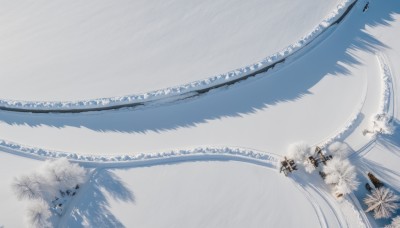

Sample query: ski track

[307,183,348,228]
[317,65,369,148]
[345,53,398,228]
[0,0,358,113]
[348,53,396,160]
[290,178,329,228]
[346,194,371,228]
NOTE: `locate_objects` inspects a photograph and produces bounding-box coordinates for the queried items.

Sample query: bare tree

[323,157,359,195]
[26,199,51,228]
[13,158,87,202]
[42,158,86,191]
[364,187,400,219]
[12,175,42,200]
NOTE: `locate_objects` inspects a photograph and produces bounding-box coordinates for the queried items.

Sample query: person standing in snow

[363,1,369,12]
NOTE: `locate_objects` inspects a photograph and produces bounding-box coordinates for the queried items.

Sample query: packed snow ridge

[366,54,395,136]
[318,53,395,148]
[0,138,279,167]
[0,0,357,112]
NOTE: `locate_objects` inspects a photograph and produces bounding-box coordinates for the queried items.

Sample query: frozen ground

[61,161,324,227]
[0,0,340,101]
[1,0,400,227]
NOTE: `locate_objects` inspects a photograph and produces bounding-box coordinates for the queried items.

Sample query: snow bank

[0,139,279,167]
[0,0,357,112]
[369,55,395,135]
[376,55,392,116]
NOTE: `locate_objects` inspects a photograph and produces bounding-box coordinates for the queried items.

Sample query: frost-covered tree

[372,113,394,135]
[13,173,57,202]
[13,158,86,201]
[385,216,400,228]
[327,141,350,159]
[287,142,311,163]
[26,199,51,228]
[323,157,359,196]
[41,158,86,191]
[364,187,400,219]
[12,158,87,227]
[12,175,41,200]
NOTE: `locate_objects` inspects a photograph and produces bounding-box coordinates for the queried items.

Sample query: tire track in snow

[0,0,358,113]
[348,193,373,228]
[290,173,353,228]
[290,178,329,228]
[337,53,397,228]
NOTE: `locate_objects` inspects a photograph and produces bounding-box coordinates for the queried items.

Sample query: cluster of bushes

[12,158,86,228]
[286,141,399,227]
[364,113,395,136]
[372,113,394,135]
[287,141,359,197]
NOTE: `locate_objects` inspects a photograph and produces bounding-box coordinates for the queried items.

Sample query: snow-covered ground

[1,0,400,227]
[61,161,324,227]
[0,0,340,102]
[0,0,387,156]
[0,152,43,228]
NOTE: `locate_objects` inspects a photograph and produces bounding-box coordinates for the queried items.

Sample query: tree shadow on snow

[378,120,400,158]
[64,169,134,228]
[0,0,399,134]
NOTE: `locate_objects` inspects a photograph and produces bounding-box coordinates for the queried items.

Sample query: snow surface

[1,0,400,227]
[62,161,321,227]
[0,0,374,155]
[0,0,344,106]
[0,152,43,228]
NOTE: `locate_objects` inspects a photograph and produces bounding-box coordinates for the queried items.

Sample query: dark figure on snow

[363,2,369,12]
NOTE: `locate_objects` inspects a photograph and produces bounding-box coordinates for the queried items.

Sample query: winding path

[0,0,357,113]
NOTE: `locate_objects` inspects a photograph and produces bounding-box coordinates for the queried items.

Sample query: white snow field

[0,0,340,102]
[0,152,43,228]
[1,0,400,227]
[60,161,325,228]
[0,0,391,156]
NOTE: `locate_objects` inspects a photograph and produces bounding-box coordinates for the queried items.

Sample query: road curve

[0,0,358,114]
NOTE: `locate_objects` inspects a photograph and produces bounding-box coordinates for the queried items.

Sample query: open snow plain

[0,0,339,101]
[1,0,400,227]
[61,161,324,228]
